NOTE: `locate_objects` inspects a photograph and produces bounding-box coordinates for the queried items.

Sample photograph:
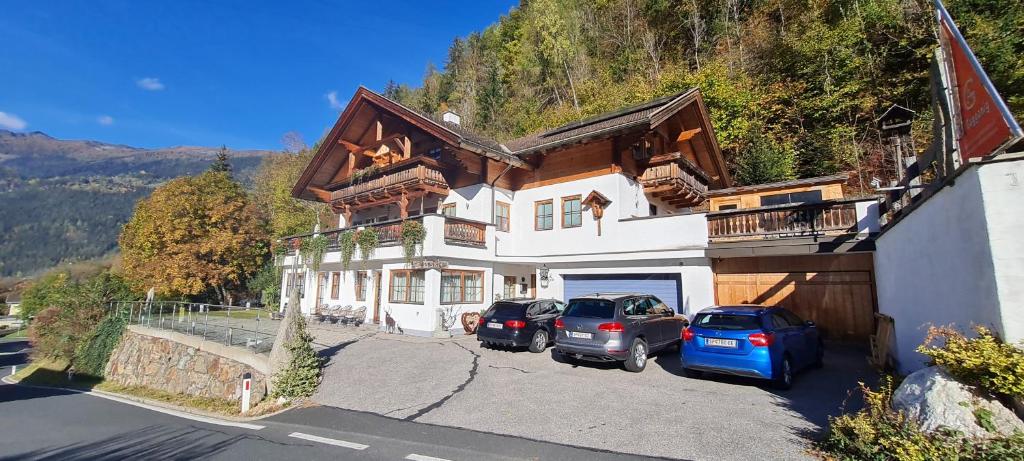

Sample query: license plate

[567,331,593,340]
[705,338,738,348]
[487,322,503,329]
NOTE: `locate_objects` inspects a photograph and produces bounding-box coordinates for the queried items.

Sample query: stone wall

[106,325,269,403]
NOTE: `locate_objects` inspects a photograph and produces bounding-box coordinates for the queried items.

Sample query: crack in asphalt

[403,342,480,422]
[487,365,533,374]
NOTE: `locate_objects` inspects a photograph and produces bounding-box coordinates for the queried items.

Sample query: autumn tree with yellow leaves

[119,171,269,304]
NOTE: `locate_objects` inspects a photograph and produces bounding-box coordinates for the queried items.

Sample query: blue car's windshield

[693,313,761,330]
[563,299,615,319]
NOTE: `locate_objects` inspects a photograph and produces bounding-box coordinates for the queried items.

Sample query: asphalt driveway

[307,323,874,460]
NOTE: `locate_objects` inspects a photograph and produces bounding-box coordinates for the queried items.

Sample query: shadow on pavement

[0,425,256,461]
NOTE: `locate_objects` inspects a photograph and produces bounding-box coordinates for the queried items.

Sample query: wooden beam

[676,128,702,143]
[307,186,333,202]
[375,119,383,142]
[339,139,363,153]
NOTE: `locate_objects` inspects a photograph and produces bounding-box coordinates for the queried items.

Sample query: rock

[893,366,1024,438]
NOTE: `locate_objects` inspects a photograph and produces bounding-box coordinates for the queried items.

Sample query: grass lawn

[204,309,273,320]
[0,328,28,339]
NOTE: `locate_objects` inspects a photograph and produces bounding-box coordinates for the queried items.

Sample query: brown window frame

[440,203,456,217]
[561,195,582,228]
[495,201,511,232]
[354,271,367,301]
[330,272,341,299]
[440,270,484,304]
[389,269,425,304]
[534,199,553,231]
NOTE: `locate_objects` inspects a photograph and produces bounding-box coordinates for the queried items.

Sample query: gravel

[310,326,874,461]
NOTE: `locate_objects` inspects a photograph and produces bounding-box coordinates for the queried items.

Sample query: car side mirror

[805,320,816,327]
[681,319,690,327]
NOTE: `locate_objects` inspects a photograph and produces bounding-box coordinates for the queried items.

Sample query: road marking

[405,454,453,461]
[288,432,369,450]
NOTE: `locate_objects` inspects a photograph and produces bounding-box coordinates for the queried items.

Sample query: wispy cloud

[326,90,343,110]
[0,111,28,130]
[136,77,165,91]
[97,115,115,126]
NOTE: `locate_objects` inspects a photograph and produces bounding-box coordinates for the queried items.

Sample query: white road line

[405,454,453,461]
[288,432,369,450]
[86,391,266,430]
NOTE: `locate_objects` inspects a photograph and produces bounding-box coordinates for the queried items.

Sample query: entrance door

[372,271,382,324]
[316,272,328,314]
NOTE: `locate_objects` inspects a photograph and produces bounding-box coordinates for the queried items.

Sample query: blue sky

[0,0,517,150]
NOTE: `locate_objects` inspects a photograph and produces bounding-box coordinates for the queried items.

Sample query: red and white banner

[936,0,1022,162]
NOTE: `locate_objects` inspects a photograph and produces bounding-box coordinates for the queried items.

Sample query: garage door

[715,271,874,342]
[563,274,683,314]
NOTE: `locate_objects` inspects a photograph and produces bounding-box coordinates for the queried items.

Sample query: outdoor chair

[330,305,352,324]
[344,306,366,326]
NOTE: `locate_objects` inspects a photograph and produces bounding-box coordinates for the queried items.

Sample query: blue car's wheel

[772,355,793,390]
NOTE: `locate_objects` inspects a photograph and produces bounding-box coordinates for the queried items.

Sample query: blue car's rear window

[563,299,615,319]
[693,313,761,330]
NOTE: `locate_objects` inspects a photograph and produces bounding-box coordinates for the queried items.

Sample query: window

[759,190,823,207]
[495,201,510,232]
[693,313,762,330]
[330,272,340,299]
[389,270,424,304]
[355,271,367,301]
[535,200,553,230]
[440,270,483,304]
[780,309,805,326]
[771,313,794,329]
[503,276,517,299]
[562,195,582,228]
[623,297,649,316]
[440,203,456,217]
[718,204,738,210]
[563,299,615,319]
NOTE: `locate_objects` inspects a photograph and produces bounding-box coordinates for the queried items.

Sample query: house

[280,87,880,340]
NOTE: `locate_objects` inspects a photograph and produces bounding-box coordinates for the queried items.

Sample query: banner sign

[936,0,1022,161]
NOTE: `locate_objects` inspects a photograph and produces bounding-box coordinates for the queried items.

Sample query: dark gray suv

[553,293,688,372]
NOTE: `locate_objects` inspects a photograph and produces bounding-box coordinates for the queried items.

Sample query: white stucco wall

[875,159,1023,373]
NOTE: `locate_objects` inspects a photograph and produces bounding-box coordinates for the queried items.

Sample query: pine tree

[210,145,232,175]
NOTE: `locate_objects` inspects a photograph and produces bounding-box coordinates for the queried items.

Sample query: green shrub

[817,377,1024,461]
[73,313,127,378]
[271,313,323,399]
[918,326,1024,398]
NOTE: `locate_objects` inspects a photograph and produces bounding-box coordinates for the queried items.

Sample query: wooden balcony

[330,162,448,208]
[444,217,486,247]
[707,201,860,242]
[641,160,709,208]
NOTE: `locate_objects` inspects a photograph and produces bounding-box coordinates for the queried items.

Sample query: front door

[372,271,382,324]
[316,272,328,314]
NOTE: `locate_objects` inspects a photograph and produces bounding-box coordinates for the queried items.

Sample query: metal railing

[111,301,281,355]
[706,200,859,241]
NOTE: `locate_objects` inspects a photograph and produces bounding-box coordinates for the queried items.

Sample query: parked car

[553,293,687,372]
[680,305,823,390]
[478,298,565,353]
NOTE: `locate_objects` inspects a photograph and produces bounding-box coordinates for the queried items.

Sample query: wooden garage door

[715,271,874,342]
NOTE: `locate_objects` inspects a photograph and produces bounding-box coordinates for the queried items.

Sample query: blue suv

[680,305,823,389]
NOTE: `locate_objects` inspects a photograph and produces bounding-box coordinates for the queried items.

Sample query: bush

[73,313,128,378]
[271,313,323,399]
[817,378,1024,461]
[918,326,1024,398]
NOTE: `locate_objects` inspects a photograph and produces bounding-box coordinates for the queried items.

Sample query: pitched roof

[706,173,850,197]
[503,90,697,154]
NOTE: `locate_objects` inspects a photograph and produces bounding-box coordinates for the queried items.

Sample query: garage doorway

[562,274,683,314]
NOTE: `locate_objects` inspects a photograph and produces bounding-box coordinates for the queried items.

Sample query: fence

[111,301,281,355]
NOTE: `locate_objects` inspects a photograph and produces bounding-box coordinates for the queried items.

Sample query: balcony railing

[330,163,447,205]
[707,200,860,241]
[640,160,709,208]
[444,217,486,247]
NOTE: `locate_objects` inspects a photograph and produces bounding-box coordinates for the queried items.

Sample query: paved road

[0,349,658,460]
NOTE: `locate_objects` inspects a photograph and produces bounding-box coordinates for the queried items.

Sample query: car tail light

[597,322,624,333]
[682,328,695,342]
[748,332,775,347]
[555,318,565,329]
[504,320,526,329]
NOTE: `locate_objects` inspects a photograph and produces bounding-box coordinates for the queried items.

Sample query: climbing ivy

[356,228,379,264]
[72,313,128,378]
[299,235,329,273]
[271,313,323,399]
[338,231,356,272]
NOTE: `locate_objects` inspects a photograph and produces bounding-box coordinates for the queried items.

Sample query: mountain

[0,130,277,277]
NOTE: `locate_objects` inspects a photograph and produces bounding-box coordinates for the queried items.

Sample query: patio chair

[331,305,352,324]
[344,306,367,326]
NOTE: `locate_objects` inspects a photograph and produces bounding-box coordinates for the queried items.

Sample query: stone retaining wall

[106,325,269,403]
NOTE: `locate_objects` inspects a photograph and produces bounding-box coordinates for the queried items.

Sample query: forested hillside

[385,0,1022,186]
[0,130,274,277]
